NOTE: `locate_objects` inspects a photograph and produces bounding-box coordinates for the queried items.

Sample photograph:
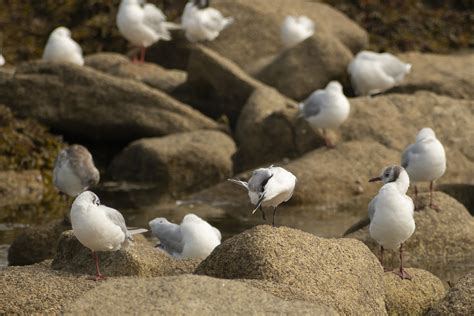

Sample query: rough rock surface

[196,225,386,315]
[342,92,474,185]
[84,52,187,93]
[438,183,474,214]
[0,261,98,314]
[256,34,353,100]
[52,231,199,277]
[0,61,218,143]
[0,170,43,207]
[204,0,367,68]
[64,274,335,315]
[392,52,474,99]
[8,218,70,266]
[348,192,474,266]
[109,130,236,196]
[428,271,474,315]
[383,268,446,315]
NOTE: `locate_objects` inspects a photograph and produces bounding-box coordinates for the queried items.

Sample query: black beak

[368,176,382,183]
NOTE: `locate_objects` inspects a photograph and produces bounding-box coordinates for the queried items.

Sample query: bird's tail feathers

[223,17,234,29]
[163,22,183,30]
[252,194,265,214]
[227,178,249,190]
[342,217,370,237]
[128,228,148,235]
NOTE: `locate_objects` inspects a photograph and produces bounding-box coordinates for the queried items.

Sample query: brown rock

[109,130,236,197]
[85,52,187,93]
[0,61,218,143]
[8,218,70,266]
[52,231,199,277]
[196,225,386,314]
[0,170,43,207]
[438,183,474,214]
[64,274,335,315]
[428,271,474,315]
[383,268,446,315]
[256,34,353,100]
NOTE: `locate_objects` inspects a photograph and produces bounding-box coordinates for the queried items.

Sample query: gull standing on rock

[181,0,234,42]
[71,191,147,281]
[347,50,411,96]
[42,27,84,65]
[299,81,350,148]
[149,214,221,259]
[401,127,446,210]
[281,15,315,48]
[228,166,296,227]
[117,0,180,62]
[53,145,100,197]
[368,165,415,280]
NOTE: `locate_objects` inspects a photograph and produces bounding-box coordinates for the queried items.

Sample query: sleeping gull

[117,0,180,62]
[181,0,234,42]
[228,165,297,227]
[71,191,147,280]
[149,213,221,259]
[53,145,100,197]
[42,27,84,65]
[347,50,411,96]
[281,15,315,48]
[299,81,350,148]
[368,166,415,279]
[401,127,446,210]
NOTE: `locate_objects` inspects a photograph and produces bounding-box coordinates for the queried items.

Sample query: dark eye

[385,173,390,177]
[94,196,100,206]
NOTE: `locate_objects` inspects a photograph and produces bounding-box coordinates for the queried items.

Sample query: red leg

[88,251,107,281]
[140,46,146,63]
[414,185,419,211]
[430,181,440,211]
[322,129,335,148]
[393,243,412,280]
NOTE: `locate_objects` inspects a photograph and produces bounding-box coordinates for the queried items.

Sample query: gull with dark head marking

[71,191,147,281]
[228,166,296,227]
[53,145,100,197]
[149,213,221,259]
[401,127,446,210]
[367,165,415,280]
[281,15,315,48]
[347,50,411,96]
[299,81,350,148]
[42,27,84,65]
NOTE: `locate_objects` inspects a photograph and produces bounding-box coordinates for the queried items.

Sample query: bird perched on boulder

[42,27,84,65]
[281,15,315,48]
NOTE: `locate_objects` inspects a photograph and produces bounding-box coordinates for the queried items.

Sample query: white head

[326,80,343,92]
[73,190,100,207]
[416,127,436,142]
[120,0,142,5]
[369,165,410,193]
[182,213,202,223]
[50,27,71,38]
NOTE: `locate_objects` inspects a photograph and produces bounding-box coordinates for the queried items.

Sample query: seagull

[298,81,350,148]
[401,128,446,210]
[228,166,297,227]
[117,0,180,62]
[0,53,4,66]
[347,50,411,96]
[181,0,234,42]
[42,27,84,65]
[53,145,100,197]
[281,15,315,48]
[365,165,416,280]
[149,213,221,259]
[70,191,147,281]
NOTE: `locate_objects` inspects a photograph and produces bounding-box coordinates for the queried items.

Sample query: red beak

[368,176,382,183]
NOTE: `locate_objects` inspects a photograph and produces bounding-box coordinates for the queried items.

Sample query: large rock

[205,0,367,68]
[64,274,335,315]
[196,225,386,315]
[392,52,474,99]
[8,218,70,266]
[383,268,446,315]
[52,231,199,277]
[438,183,474,214]
[0,61,218,143]
[348,192,474,266]
[0,261,98,314]
[0,170,43,207]
[109,130,236,197]
[256,34,353,100]
[428,271,474,315]
[84,52,187,93]
[342,92,474,185]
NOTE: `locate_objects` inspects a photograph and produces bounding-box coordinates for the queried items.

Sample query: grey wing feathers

[401,143,414,168]
[368,196,376,221]
[102,206,129,238]
[300,91,326,118]
[66,145,100,188]
[143,4,171,40]
[247,169,273,193]
[151,223,184,255]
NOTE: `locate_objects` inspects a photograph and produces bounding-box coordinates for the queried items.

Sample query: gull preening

[149,213,221,259]
[228,166,297,227]
[117,0,180,62]
[71,191,147,280]
[299,81,350,147]
[181,0,234,42]
[347,50,411,96]
[281,15,315,48]
[53,145,100,197]
[368,165,415,280]
[42,27,84,66]
[401,127,446,210]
